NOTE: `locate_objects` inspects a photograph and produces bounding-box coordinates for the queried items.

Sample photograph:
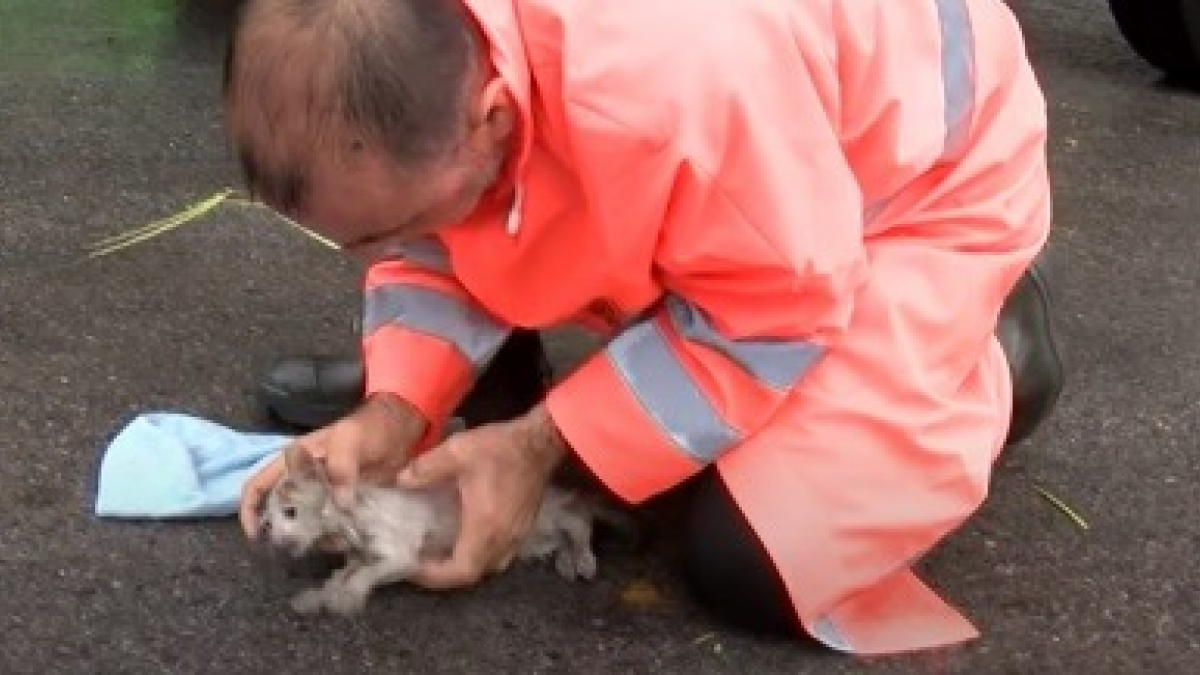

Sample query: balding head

[223,0,486,215]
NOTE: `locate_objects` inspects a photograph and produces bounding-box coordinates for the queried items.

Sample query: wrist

[522,403,569,471]
[364,392,428,447]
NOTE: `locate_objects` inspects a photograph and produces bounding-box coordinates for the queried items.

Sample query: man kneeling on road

[227,0,1064,656]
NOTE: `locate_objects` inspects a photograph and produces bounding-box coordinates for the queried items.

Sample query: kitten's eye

[283,507,297,519]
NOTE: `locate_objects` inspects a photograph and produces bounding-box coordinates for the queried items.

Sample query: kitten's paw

[554,548,597,581]
[574,549,598,581]
[290,588,327,615]
[324,589,368,617]
[554,549,578,581]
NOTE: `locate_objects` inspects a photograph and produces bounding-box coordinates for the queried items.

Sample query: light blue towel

[95,412,293,519]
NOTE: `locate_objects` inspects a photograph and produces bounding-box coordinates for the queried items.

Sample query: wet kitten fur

[260,446,616,616]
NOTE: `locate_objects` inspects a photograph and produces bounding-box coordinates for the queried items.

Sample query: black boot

[258,330,552,430]
[996,259,1066,447]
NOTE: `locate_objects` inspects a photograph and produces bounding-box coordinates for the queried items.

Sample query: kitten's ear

[282,444,320,478]
[312,459,336,491]
[277,478,298,499]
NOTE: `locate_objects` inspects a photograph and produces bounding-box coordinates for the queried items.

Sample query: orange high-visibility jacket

[362,0,1051,656]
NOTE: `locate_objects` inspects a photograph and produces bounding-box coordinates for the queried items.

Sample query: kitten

[258,446,625,617]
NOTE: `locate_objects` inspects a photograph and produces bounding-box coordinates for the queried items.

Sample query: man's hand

[395,404,568,589]
[238,393,427,539]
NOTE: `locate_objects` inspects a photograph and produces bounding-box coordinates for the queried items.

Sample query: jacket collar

[461,0,533,234]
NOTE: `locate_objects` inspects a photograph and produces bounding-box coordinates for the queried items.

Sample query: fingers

[320,439,362,510]
[238,456,284,539]
[410,526,523,590]
[409,485,521,590]
[396,437,465,489]
[491,550,516,574]
[410,527,501,590]
[400,424,537,591]
[296,424,360,510]
[410,558,486,590]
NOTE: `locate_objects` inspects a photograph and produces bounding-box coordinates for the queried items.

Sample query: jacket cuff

[544,352,703,504]
[363,325,474,437]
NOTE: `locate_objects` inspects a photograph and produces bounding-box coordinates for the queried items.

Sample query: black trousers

[678,467,800,637]
[459,331,799,638]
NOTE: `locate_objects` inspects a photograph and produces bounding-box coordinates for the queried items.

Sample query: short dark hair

[223,0,481,213]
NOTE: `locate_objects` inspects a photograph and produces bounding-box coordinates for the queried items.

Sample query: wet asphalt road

[1,0,1198,672]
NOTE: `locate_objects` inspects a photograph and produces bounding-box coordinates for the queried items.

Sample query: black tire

[1109,0,1200,85]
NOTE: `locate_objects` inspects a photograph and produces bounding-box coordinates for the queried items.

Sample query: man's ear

[466,76,515,150]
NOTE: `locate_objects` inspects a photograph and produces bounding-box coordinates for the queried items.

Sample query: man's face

[290,140,509,263]
[224,0,519,263]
